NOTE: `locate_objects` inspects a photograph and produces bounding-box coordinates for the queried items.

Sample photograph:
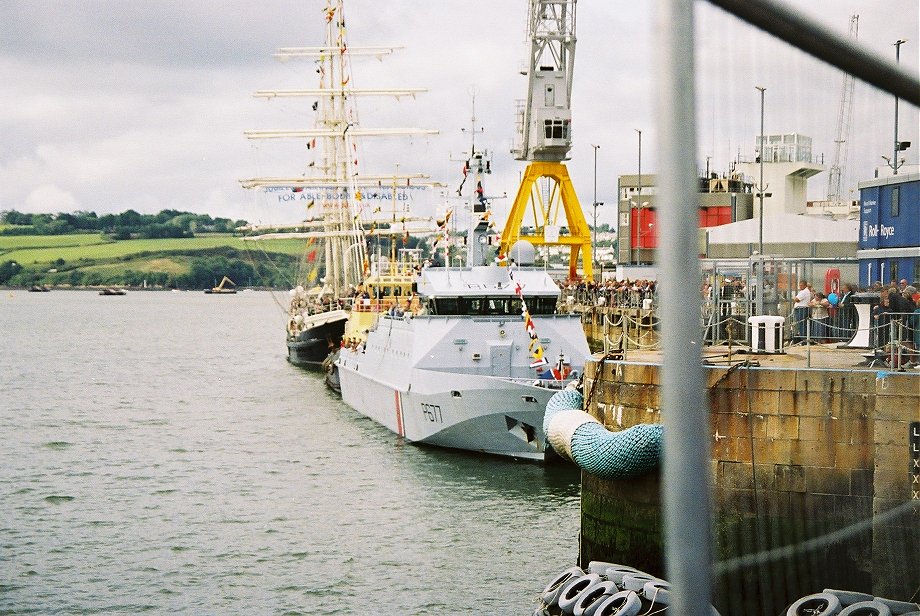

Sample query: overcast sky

[1,0,917,227]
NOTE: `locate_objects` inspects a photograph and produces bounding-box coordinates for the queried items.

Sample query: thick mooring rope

[543,389,663,479]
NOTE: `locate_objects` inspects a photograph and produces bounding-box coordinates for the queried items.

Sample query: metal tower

[826,15,859,203]
[500,0,592,280]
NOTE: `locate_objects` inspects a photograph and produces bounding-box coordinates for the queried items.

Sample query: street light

[892,39,907,175]
[592,144,601,277]
[635,128,642,265]
[755,86,766,257]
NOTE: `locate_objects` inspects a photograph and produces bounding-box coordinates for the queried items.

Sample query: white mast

[239,0,438,296]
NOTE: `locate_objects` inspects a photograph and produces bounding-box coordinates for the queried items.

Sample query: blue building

[857,171,920,287]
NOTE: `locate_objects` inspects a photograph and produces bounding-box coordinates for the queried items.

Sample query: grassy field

[0,233,306,264]
[0,233,309,288]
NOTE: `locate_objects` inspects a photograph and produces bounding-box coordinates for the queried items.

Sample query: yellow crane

[206,276,237,294]
[501,0,592,281]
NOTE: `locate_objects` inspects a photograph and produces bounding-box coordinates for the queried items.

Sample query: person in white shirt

[793,280,812,342]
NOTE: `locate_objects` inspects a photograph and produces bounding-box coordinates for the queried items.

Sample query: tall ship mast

[239,0,437,368]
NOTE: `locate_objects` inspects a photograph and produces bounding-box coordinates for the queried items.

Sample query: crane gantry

[826,14,859,204]
[499,0,593,280]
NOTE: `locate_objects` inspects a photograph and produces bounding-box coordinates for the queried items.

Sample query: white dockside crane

[500,0,593,280]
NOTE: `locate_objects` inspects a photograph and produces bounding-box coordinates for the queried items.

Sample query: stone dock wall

[579,358,919,616]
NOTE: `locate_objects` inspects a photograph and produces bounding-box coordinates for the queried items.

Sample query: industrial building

[857,171,920,286]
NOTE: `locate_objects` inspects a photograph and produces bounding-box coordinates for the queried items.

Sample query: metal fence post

[656,0,712,613]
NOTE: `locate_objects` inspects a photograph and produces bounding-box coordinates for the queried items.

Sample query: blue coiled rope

[544,389,663,479]
[570,422,663,479]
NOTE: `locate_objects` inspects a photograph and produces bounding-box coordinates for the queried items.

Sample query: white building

[735,133,825,217]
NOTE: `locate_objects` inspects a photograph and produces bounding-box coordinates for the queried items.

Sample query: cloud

[0,0,916,228]
[22,185,79,214]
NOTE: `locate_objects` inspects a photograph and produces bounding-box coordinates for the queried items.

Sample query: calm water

[0,290,580,615]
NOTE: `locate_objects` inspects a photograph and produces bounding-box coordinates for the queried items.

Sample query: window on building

[891,187,900,217]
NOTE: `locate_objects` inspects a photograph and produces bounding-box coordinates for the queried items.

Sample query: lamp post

[592,144,600,277]
[755,86,766,257]
[635,128,642,264]
[893,39,906,175]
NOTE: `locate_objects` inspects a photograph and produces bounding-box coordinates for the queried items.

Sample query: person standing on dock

[793,280,812,343]
[810,292,831,343]
[838,283,857,338]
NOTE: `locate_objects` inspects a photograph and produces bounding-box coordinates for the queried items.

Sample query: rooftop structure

[735,133,825,218]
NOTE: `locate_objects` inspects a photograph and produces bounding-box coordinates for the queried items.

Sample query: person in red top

[551,353,572,380]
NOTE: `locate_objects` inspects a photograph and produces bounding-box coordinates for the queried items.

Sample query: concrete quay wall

[579,357,919,615]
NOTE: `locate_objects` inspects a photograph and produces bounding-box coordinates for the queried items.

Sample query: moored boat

[335,142,591,461]
[239,0,436,370]
[324,249,420,390]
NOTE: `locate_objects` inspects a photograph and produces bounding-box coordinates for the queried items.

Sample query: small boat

[28,284,50,292]
[99,288,127,296]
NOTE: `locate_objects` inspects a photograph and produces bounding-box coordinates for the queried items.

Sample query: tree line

[0,209,246,238]
[0,248,298,290]
[0,208,306,290]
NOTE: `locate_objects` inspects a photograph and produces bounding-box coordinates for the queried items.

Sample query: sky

[1,0,917,228]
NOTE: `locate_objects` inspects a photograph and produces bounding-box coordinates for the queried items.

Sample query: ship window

[524,296,556,315]
[891,187,900,217]
[432,297,458,315]
[430,296,555,316]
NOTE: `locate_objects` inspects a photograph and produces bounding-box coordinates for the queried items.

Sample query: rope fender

[544,389,663,479]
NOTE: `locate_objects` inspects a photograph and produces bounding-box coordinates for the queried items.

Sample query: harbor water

[0,290,580,614]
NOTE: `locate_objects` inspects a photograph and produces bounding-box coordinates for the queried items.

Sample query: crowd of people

[558,279,657,309]
[786,278,920,360]
[558,273,920,357]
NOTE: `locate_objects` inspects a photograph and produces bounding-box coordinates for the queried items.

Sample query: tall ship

[335,133,591,461]
[239,0,436,368]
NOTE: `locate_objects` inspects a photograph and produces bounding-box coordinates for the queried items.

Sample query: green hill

[0,233,309,290]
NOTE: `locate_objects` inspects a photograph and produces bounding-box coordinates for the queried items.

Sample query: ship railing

[504,376,575,390]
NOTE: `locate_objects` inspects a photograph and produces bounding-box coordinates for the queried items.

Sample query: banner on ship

[264,185,429,204]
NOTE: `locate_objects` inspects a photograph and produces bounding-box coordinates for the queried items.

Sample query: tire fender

[592,590,642,616]
[620,572,659,592]
[642,580,673,606]
[603,566,641,587]
[838,601,892,616]
[557,573,603,615]
[872,598,920,615]
[824,589,875,607]
[587,560,622,575]
[541,566,584,607]
[786,592,843,616]
[573,580,619,616]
